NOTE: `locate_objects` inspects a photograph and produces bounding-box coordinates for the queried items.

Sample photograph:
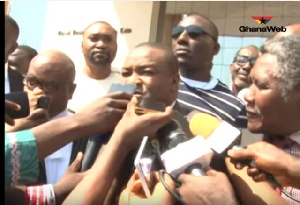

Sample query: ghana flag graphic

[252,16,273,25]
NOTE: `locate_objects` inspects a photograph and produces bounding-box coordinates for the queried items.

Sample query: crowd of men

[4,13,300,205]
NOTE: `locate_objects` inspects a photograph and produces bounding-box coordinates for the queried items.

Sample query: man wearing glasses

[230,45,260,102]
[9,50,88,185]
[171,13,247,128]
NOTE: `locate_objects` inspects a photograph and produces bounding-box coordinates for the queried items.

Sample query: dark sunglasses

[171,25,217,42]
[234,55,256,67]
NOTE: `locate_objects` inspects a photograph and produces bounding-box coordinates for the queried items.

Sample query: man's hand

[5,99,21,126]
[178,170,239,205]
[77,91,132,134]
[119,170,175,205]
[114,96,173,150]
[6,108,49,132]
[53,152,87,205]
[227,141,298,187]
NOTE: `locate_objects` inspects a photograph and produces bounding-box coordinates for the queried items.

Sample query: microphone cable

[158,169,186,205]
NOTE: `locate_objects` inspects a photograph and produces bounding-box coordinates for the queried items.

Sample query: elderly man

[68,21,122,112]
[230,45,260,101]
[172,13,247,127]
[226,35,300,205]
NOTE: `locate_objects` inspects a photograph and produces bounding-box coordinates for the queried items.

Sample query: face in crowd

[171,14,220,72]
[82,22,117,67]
[245,49,300,136]
[121,44,179,106]
[230,46,259,89]
[24,51,76,117]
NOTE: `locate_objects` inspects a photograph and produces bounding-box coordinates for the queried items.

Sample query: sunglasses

[234,55,256,67]
[171,25,217,42]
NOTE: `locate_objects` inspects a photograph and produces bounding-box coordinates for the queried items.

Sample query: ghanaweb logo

[239,16,286,33]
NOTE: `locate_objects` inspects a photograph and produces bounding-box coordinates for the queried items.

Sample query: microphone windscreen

[189,112,222,138]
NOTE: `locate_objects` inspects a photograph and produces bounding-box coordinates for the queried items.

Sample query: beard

[89,52,111,66]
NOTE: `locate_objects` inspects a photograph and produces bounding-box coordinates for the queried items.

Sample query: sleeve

[5,129,40,189]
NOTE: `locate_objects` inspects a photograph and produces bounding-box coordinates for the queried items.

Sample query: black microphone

[81,132,112,171]
[157,111,194,154]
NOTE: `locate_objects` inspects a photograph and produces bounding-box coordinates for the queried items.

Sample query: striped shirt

[177,76,247,127]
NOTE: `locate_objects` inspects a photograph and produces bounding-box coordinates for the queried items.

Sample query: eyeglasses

[171,25,217,42]
[23,77,71,93]
[234,55,256,67]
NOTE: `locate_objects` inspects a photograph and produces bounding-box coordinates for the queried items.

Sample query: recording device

[36,95,51,110]
[108,83,137,94]
[157,111,194,154]
[161,111,242,178]
[81,131,112,171]
[188,111,242,155]
[185,163,206,176]
[81,83,137,172]
[135,98,166,115]
[5,91,30,119]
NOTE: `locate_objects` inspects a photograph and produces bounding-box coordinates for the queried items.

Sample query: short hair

[5,15,19,37]
[184,13,219,41]
[18,45,38,60]
[232,45,260,62]
[134,42,179,74]
[83,21,117,37]
[260,35,300,101]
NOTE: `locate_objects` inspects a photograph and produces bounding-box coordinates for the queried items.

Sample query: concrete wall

[10,1,160,71]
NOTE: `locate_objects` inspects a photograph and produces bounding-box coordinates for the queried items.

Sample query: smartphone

[108,83,137,94]
[134,136,152,198]
[36,95,51,110]
[135,98,166,115]
[5,91,30,119]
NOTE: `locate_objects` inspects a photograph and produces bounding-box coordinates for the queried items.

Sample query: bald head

[30,50,76,82]
[83,21,117,38]
[275,23,300,38]
[184,13,219,41]
[134,42,179,74]
[5,15,19,37]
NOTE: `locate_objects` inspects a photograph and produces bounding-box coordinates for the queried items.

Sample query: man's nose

[95,40,106,48]
[176,30,189,44]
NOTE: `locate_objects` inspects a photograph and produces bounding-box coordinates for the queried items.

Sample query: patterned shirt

[5,130,39,189]
[177,76,247,128]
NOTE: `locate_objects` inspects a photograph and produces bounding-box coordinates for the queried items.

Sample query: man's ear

[68,83,77,100]
[9,42,18,56]
[213,43,220,56]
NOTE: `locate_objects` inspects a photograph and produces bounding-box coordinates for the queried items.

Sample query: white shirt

[44,110,73,184]
[68,70,122,112]
[180,76,218,90]
[5,63,10,94]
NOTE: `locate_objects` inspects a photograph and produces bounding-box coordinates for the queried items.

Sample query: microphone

[81,132,112,171]
[188,112,242,155]
[160,111,241,178]
[185,163,206,176]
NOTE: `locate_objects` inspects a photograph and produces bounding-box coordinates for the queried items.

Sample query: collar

[288,129,300,145]
[50,109,73,121]
[180,76,219,90]
[5,63,8,80]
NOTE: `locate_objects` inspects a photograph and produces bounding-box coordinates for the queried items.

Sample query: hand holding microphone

[178,169,239,205]
[227,141,300,189]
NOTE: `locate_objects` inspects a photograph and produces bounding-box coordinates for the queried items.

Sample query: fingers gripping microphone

[81,132,112,171]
